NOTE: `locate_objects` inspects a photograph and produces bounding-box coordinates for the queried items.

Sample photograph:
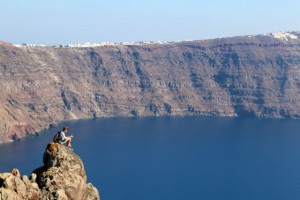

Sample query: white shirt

[60,131,66,140]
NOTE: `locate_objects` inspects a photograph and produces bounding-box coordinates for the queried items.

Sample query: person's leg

[65,137,72,147]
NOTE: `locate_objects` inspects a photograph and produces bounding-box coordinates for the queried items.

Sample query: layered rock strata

[0,32,300,142]
[0,143,100,200]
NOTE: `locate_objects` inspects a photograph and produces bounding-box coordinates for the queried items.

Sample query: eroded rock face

[0,33,300,142]
[0,169,40,200]
[0,143,100,200]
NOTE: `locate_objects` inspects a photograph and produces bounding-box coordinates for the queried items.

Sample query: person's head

[62,126,69,132]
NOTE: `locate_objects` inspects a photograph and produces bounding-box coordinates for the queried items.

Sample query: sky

[0,0,299,45]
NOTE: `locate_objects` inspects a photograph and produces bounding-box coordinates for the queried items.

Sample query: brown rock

[33,143,99,200]
[0,143,100,200]
[0,33,300,142]
[0,171,38,200]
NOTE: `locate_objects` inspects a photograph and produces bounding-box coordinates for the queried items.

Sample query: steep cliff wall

[1,33,300,142]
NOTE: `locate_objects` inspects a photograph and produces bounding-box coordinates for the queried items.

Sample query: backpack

[53,131,62,143]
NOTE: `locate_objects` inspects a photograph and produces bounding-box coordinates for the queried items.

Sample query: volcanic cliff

[0,32,300,142]
[0,143,100,199]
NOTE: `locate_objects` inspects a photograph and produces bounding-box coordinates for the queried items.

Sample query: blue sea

[1,116,300,200]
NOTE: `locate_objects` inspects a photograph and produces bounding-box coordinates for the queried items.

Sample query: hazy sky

[0,0,299,45]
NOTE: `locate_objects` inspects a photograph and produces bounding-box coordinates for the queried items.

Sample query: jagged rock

[0,143,100,200]
[0,171,39,200]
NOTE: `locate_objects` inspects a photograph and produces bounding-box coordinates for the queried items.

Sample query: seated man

[59,126,74,147]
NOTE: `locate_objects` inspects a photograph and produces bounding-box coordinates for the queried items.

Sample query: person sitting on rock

[59,126,74,147]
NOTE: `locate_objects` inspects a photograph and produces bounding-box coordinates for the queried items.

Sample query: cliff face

[1,32,300,142]
[0,143,100,199]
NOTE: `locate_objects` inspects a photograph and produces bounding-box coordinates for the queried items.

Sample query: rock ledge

[0,143,100,200]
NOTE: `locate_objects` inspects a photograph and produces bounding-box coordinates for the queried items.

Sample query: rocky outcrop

[0,169,40,200]
[0,32,300,142]
[0,143,100,200]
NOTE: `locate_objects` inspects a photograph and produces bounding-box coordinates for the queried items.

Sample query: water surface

[1,116,300,200]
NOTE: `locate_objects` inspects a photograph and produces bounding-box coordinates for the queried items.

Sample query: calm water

[1,116,300,200]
